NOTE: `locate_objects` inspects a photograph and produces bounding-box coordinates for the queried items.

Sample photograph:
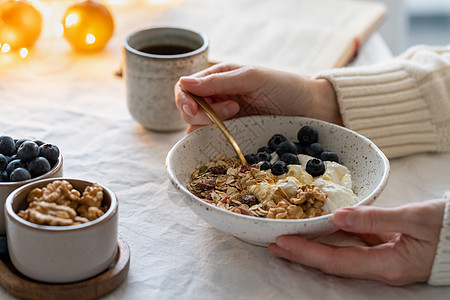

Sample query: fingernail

[276,237,290,251]
[334,208,354,227]
[180,76,200,85]
[223,102,239,118]
[182,104,194,117]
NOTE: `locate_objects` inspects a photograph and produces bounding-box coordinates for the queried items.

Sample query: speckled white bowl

[0,152,63,236]
[166,116,390,246]
[5,178,118,283]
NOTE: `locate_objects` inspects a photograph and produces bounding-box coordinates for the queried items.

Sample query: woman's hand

[175,63,342,133]
[267,199,446,286]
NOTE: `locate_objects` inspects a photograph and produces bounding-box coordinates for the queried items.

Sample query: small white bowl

[5,178,118,283]
[0,153,63,236]
[166,115,390,246]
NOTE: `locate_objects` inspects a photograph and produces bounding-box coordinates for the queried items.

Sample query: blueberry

[0,154,7,171]
[15,138,31,152]
[280,153,300,165]
[257,146,271,154]
[34,140,46,146]
[294,142,305,154]
[39,144,60,166]
[276,141,298,157]
[305,142,324,158]
[271,160,288,176]
[297,126,319,146]
[8,154,18,163]
[259,161,271,170]
[320,151,339,163]
[27,157,51,178]
[0,136,15,156]
[244,154,257,165]
[0,170,8,182]
[6,159,27,175]
[306,158,325,177]
[255,152,272,163]
[268,134,287,152]
[10,167,31,182]
[17,141,39,162]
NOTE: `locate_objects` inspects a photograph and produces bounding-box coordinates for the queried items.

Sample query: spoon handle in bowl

[179,86,247,165]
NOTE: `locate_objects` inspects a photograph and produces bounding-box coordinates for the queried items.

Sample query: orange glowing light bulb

[62,0,114,52]
[0,0,43,50]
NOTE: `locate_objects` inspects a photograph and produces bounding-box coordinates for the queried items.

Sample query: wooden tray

[0,236,130,300]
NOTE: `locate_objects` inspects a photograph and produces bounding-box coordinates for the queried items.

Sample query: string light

[1,43,11,53]
[62,0,114,52]
[0,0,43,50]
[19,48,28,58]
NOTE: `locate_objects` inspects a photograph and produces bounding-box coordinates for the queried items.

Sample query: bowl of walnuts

[0,136,63,236]
[4,178,118,283]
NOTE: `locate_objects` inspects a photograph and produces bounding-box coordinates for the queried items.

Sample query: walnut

[18,180,108,226]
[266,200,303,219]
[289,184,327,205]
[18,201,78,226]
[28,180,81,209]
[79,182,103,208]
[77,205,105,221]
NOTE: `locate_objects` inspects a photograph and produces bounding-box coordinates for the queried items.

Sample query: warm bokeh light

[62,0,114,52]
[19,47,28,58]
[85,33,96,44]
[1,43,11,53]
[0,0,43,50]
[54,22,64,37]
[64,13,79,28]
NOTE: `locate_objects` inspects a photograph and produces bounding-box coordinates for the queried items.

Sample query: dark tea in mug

[138,44,195,55]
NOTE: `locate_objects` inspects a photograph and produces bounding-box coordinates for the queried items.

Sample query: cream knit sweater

[316,45,450,286]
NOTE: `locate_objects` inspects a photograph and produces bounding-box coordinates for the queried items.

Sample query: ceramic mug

[123,27,209,131]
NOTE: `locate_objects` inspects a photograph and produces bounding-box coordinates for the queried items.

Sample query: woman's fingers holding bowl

[267,235,417,286]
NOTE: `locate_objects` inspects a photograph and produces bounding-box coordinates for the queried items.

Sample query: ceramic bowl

[0,152,63,236]
[166,115,390,246]
[5,178,118,283]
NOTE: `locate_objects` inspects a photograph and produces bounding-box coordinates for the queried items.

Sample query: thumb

[332,205,419,236]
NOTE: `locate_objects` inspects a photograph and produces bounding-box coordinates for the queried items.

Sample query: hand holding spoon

[179,85,247,165]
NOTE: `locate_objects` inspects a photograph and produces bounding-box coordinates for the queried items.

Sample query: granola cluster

[188,155,328,219]
[18,180,108,226]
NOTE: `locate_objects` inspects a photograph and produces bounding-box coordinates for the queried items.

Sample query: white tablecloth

[0,3,449,300]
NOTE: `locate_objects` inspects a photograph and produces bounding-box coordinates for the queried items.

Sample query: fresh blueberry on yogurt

[271,160,288,175]
[280,153,300,165]
[297,125,318,146]
[305,142,324,158]
[268,134,287,152]
[320,151,339,163]
[276,141,298,157]
[306,158,325,177]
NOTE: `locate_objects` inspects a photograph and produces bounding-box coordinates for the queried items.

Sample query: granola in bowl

[187,153,358,220]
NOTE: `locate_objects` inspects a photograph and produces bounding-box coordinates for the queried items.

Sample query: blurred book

[154,0,386,75]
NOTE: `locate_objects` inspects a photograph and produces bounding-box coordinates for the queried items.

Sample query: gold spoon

[180,85,247,165]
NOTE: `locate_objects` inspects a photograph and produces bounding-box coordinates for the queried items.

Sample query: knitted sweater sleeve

[315,45,450,286]
[314,45,450,159]
[428,192,450,285]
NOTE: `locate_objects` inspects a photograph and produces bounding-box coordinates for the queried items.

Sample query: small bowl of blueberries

[0,135,63,236]
[166,115,390,246]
